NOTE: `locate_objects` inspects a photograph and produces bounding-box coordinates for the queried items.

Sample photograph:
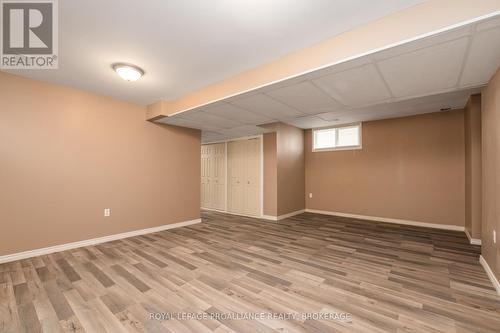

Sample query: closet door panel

[208,144,215,209]
[235,141,245,213]
[227,138,261,217]
[243,138,261,216]
[213,143,226,210]
[201,145,210,208]
[201,143,226,210]
[227,140,243,214]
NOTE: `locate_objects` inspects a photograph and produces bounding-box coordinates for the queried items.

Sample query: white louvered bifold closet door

[200,143,225,210]
[227,138,261,216]
[201,145,210,208]
[211,143,226,210]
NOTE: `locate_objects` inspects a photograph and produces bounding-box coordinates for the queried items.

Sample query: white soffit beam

[150,0,500,119]
[162,9,499,141]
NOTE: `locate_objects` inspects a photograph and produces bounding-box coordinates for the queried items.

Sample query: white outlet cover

[104,208,111,217]
[309,193,313,198]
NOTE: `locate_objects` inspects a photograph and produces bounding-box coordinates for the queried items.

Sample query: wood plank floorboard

[1,211,499,332]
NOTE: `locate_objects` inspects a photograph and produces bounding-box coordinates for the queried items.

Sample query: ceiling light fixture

[112,63,144,82]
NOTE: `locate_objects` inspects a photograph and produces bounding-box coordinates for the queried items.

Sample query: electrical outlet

[309,193,313,198]
[104,208,111,217]
[494,230,496,244]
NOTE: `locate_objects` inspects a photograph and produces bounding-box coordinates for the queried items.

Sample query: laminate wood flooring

[1,211,499,333]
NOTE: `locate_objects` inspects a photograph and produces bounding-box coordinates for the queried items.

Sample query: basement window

[313,123,362,151]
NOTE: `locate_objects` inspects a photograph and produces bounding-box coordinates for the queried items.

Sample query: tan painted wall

[0,72,201,256]
[262,123,305,217]
[305,111,466,226]
[464,94,482,239]
[263,133,278,217]
[481,67,500,282]
[277,123,305,216]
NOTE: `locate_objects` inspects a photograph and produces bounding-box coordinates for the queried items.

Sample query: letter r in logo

[2,2,53,54]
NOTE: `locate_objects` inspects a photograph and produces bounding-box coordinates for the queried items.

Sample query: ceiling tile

[201,130,228,143]
[158,116,217,130]
[225,90,259,102]
[230,93,304,118]
[204,103,274,124]
[178,110,243,129]
[317,109,361,121]
[283,116,340,129]
[257,76,307,93]
[476,15,500,31]
[460,27,500,86]
[202,130,224,137]
[377,38,469,97]
[313,63,392,107]
[266,81,343,114]
[372,26,471,61]
[219,125,270,138]
[304,56,371,80]
[317,88,478,124]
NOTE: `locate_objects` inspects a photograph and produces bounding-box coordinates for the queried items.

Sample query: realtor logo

[1,0,58,69]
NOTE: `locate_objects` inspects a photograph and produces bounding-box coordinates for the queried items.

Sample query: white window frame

[312,123,362,152]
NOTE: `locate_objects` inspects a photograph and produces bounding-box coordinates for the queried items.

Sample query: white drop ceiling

[156,15,500,143]
[2,0,424,105]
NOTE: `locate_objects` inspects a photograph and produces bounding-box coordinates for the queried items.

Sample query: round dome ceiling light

[112,63,144,82]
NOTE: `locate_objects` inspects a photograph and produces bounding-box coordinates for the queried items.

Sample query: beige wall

[262,123,305,217]
[464,94,482,239]
[277,123,305,216]
[305,111,466,226]
[481,68,500,282]
[0,72,201,256]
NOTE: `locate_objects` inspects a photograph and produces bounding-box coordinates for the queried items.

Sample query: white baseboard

[203,207,303,221]
[278,209,305,220]
[0,218,201,264]
[201,207,227,214]
[465,228,482,245]
[262,209,305,221]
[304,209,465,231]
[480,255,500,296]
[202,207,262,220]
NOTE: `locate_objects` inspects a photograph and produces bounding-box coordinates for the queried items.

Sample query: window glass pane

[314,129,335,149]
[337,126,359,147]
